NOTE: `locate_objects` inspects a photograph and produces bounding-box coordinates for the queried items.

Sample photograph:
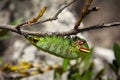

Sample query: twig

[85,7,100,17]
[74,0,93,30]
[0,22,120,36]
[31,0,77,26]
[16,0,76,28]
[16,6,47,30]
[53,0,76,18]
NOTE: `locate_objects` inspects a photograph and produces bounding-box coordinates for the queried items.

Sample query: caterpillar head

[72,36,90,53]
[26,35,39,44]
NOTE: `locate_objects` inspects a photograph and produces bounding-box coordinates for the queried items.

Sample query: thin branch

[28,0,77,26]
[16,6,47,29]
[85,7,100,17]
[0,22,120,36]
[74,0,93,30]
[53,0,76,18]
[16,0,76,28]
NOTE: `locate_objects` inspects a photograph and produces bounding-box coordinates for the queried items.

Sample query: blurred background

[0,0,120,80]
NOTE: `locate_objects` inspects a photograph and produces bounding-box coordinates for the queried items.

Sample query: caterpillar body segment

[25,35,90,59]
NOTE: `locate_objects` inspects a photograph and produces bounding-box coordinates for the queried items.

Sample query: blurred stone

[21,70,54,80]
[12,40,26,60]
[94,46,115,63]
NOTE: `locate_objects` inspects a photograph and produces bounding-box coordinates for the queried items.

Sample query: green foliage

[53,49,106,80]
[113,43,120,67]
[53,43,120,80]
[66,52,93,80]
[82,48,93,69]
[25,35,90,59]
[94,68,105,80]
[62,59,70,71]
[109,43,120,79]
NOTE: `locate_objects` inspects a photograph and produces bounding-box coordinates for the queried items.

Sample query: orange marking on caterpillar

[79,46,90,53]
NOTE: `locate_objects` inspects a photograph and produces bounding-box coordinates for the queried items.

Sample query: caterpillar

[25,35,90,59]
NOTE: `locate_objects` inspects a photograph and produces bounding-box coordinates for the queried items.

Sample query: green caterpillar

[25,35,90,59]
